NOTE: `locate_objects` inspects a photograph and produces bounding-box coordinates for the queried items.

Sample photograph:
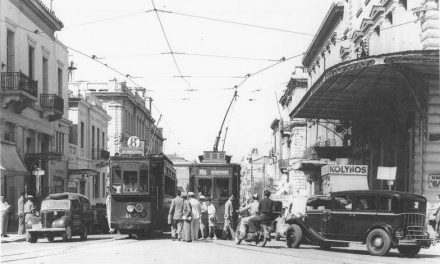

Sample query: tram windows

[214,178,229,198]
[111,168,122,193]
[123,171,139,192]
[198,179,212,198]
[139,168,148,193]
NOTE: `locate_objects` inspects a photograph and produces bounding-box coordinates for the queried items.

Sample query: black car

[285,190,433,257]
[26,193,93,243]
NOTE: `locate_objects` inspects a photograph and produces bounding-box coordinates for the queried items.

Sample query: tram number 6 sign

[127,136,141,148]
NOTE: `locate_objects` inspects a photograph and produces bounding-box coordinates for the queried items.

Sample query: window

[214,178,229,198]
[399,0,407,9]
[6,30,15,72]
[198,178,212,197]
[102,173,106,198]
[140,165,148,193]
[111,166,122,193]
[386,12,393,25]
[3,122,15,142]
[94,174,99,198]
[80,122,85,148]
[69,124,78,144]
[102,132,105,149]
[374,26,380,36]
[333,194,354,211]
[378,196,398,212]
[92,126,95,151]
[355,195,376,211]
[307,197,332,211]
[42,57,49,93]
[28,46,35,79]
[97,128,100,149]
[57,68,63,97]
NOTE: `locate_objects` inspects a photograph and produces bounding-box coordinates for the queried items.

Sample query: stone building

[287,0,439,203]
[167,154,192,192]
[67,89,110,205]
[0,0,70,211]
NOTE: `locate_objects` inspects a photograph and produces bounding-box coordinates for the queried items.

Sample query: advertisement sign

[377,166,397,181]
[321,165,368,176]
[429,174,440,188]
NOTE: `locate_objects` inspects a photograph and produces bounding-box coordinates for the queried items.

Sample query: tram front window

[111,168,122,193]
[198,179,212,198]
[215,178,229,198]
[123,171,139,192]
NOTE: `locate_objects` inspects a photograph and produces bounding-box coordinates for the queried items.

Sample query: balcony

[91,149,110,160]
[40,94,64,121]
[1,72,38,113]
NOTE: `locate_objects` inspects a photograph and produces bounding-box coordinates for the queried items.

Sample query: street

[2,234,440,264]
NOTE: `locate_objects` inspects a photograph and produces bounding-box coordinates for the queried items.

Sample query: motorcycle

[234,210,277,247]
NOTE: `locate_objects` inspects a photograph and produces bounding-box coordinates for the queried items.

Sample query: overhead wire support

[213,88,238,152]
[150,1,191,89]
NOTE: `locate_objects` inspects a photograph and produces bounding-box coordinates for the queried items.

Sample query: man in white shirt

[188,192,201,241]
[0,195,11,237]
[237,194,259,238]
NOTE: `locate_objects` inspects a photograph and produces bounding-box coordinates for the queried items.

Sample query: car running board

[307,228,350,247]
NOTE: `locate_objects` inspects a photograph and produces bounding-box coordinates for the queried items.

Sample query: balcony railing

[91,149,110,160]
[40,94,64,113]
[1,72,38,97]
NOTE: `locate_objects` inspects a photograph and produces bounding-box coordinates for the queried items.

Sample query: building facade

[167,154,192,192]
[0,0,70,212]
[287,0,439,204]
[67,89,110,204]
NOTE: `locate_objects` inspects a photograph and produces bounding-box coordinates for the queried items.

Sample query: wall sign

[429,174,440,189]
[321,165,368,176]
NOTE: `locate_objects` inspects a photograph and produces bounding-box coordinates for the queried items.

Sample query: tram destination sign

[119,136,145,155]
[197,168,230,176]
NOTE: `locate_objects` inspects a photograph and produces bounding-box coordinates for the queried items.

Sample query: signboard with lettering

[119,136,145,155]
[321,165,368,176]
[429,174,440,189]
[196,168,230,176]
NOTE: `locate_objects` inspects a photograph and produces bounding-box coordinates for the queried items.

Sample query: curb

[1,237,26,244]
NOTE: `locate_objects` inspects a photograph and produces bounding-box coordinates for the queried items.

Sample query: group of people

[0,192,36,237]
[168,190,237,242]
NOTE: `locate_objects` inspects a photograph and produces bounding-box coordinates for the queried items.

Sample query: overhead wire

[156,9,315,36]
[150,0,191,89]
[64,10,153,28]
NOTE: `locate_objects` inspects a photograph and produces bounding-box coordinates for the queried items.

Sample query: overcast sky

[44,0,335,162]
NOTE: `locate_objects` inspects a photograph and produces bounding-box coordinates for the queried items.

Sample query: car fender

[52,216,69,228]
[25,215,41,229]
[365,222,397,246]
[285,218,324,243]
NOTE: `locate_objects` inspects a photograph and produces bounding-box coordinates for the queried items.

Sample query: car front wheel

[26,232,38,243]
[47,234,55,242]
[366,229,391,256]
[63,225,72,242]
[397,246,421,257]
[286,224,302,248]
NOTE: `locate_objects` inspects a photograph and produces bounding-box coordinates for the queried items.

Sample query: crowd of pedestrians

[168,190,231,242]
[0,192,36,237]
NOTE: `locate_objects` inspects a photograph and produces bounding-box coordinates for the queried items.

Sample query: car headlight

[127,204,135,213]
[135,204,144,213]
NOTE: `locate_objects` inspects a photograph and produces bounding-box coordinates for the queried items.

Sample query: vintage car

[285,190,432,257]
[26,193,93,243]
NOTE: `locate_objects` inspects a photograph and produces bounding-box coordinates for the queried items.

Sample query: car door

[71,200,82,233]
[327,193,355,241]
[304,197,332,236]
[350,194,377,241]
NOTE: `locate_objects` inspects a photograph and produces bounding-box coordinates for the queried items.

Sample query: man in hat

[237,194,260,238]
[168,190,184,241]
[0,195,11,237]
[188,192,201,241]
[23,195,36,225]
[17,192,26,234]
[223,194,235,239]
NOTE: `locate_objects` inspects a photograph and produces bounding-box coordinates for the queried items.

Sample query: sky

[43,0,335,162]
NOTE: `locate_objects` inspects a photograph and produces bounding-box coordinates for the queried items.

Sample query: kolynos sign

[321,165,369,194]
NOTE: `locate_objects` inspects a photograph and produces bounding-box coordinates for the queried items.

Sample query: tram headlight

[135,204,144,213]
[127,204,135,213]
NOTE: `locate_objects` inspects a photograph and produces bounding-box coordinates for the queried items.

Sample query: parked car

[26,192,93,243]
[285,190,433,257]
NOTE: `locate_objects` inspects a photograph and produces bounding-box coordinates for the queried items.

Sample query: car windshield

[402,199,426,213]
[41,200,70,211]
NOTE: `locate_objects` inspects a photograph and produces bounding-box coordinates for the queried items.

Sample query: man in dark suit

[168,190,184,241]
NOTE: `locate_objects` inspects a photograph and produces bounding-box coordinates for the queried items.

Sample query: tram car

[189,151,240,233]
[108,151,176,237]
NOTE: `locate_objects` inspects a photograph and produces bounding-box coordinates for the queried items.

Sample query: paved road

[1,234,440,264]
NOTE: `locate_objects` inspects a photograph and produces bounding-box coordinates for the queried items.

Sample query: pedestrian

[168,190,184,241]
[1,195,11,237]
[199,195,209,240]
[237,194,259,239]
[23,195,36,226]
[206,198,217,240]
[223,194,235,239]
[105,187,116,234]
[188,192,201,241]
[17,192,26,235]
[182,192,192,242]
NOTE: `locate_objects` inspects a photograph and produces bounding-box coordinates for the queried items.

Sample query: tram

[189,151,240,232]
[108,138,176,237]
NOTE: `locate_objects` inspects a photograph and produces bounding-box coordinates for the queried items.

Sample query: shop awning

[0,143,29,177]
[291,50,439,120]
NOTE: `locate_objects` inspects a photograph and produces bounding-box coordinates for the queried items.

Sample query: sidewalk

[0,233,26,244]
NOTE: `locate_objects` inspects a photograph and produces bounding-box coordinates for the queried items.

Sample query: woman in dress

[206,198,218,240]
[182,193,192,242]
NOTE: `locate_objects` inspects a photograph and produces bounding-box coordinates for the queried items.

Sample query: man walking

[168,190,184,241]
[223,194,235,239]
[199,195,208,240]
[188,192,201,241]
[0,195,11,237]
[23,195,35,225]
[182,193,192,242]
[17,192,26,234]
